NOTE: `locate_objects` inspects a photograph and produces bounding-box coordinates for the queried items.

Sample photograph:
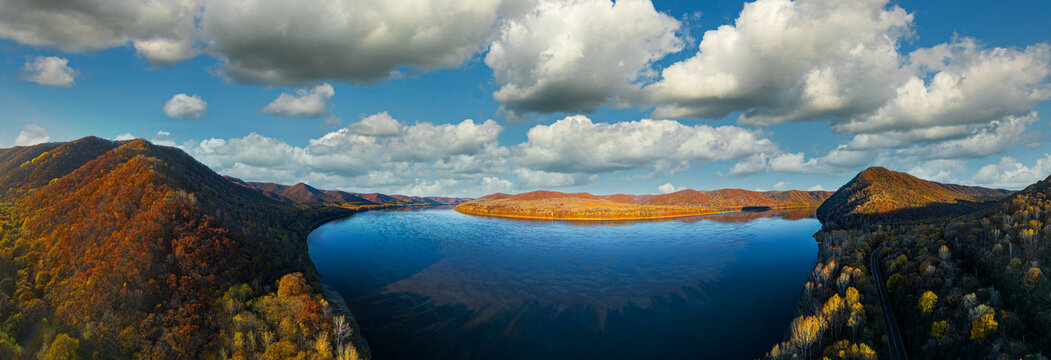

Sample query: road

[870,247,908,360]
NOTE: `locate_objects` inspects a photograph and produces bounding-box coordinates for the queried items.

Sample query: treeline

[766,229,882,359]
[0,138,367,359]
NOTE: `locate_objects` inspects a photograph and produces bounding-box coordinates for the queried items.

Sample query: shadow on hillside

[821,200,1001,229]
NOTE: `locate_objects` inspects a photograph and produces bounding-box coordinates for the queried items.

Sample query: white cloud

[485,0,681,115]
[262,83,334,118]
[348,112,403,136]
[133,38,198,65]
[771,181,791,190]
[13,124,49,146]
[646,0,911,123]
[22,56,77,87]
[151,131,177,146]
[971,155,1051,190]
[0,0,509,75]
[202,0,518,84]
[115,133,136,141]
[163,93,207,119]
[906,159,966,183]
[514,168,584,187]
[0,0,200,64]
[514,115,777,174]
[182,112,509,196]
[807,184,825,191]
[658,182,679,194]
[764,147,873,176]
[896,112,1040,159]
[834,40,1051,134]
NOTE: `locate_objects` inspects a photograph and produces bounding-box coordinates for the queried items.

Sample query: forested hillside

[816,167,1011,228]
[457,189,831,220]
[231,179,471,207]
[0,138,368,359]
[768,168,1048,359]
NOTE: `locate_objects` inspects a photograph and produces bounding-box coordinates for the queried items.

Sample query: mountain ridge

[816,166,1012,227]
[0,137,369,359]
[227,178,472,206]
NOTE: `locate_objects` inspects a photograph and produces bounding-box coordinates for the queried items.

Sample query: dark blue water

[307,208,820,359]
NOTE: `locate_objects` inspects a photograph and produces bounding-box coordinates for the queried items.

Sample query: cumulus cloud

[646,0,910,123]
[0,0,199,64]
[771,181,791,191]
[114,133,136,141]
[895,113,1041,159]
[348,112,403,136]
[485,0,681,115]
[13,124,49,146]
[514,168,584,187]
[261,84,335,117]
[971,155,1051,189]
[731,111,1045,178]
[905,159,966,183]
[173,112,786,196]
[658,182,679,194]
[163,93,207,119]
[183,112,508,196]
[22,56,77,87]
[201,0,517,84]
[514,115,777,174]
[835,40,1051,134]
[151,131,178,146]
[807,184,825,191]
[0,0,523,82]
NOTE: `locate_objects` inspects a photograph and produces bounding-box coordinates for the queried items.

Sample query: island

[455,189,833,220]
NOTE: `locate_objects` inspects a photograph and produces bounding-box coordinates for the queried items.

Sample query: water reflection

[308,208,820,359]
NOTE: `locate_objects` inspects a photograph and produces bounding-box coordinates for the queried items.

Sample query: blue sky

[1,0,1049,197]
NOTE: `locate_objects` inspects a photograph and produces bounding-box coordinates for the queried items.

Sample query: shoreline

[454,205,817,221]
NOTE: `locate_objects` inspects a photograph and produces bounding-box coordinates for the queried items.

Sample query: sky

[0,0,1049,197]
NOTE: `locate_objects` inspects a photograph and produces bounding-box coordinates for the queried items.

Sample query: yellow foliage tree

[931,320,948,340]
[969,313,998,341]
[918,291,937,315]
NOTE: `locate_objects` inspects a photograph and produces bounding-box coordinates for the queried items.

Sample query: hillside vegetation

[457,189,831,220]
[816,167,1011,228]
[767,168,1051,359]
[0,138,367,360]
[232,179,471,207]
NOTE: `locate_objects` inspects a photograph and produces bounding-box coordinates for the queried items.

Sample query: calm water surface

[307,208,820,359]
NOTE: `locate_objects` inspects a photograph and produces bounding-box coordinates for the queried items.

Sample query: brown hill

[816,166,1012,227]
[234,181,469,206]
[0,136,115,197]
[457,188,831,220]
[0,137,364,359]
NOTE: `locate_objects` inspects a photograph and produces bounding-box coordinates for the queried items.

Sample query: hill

[816,166,1012,227]
[766,169,1044,359]
[231,179,470,206]
[456,188,832,220]
[0,138,368,359]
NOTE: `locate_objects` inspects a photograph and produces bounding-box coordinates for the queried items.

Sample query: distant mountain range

[458,188,834,220]
[816,166,1012,227]
[227,178,472,207]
